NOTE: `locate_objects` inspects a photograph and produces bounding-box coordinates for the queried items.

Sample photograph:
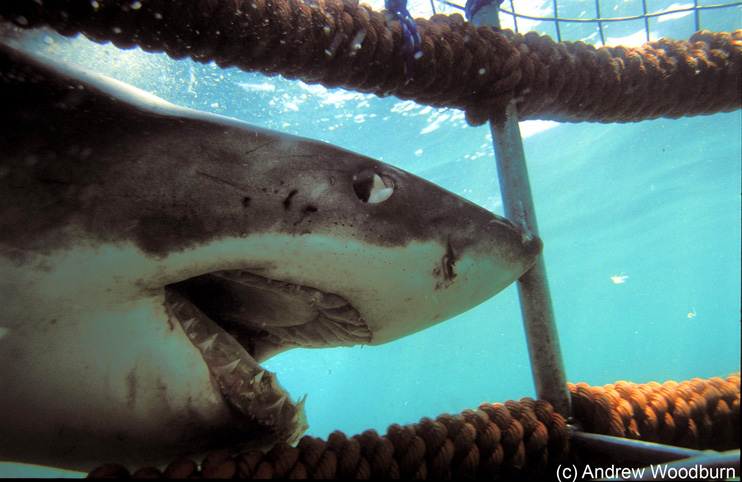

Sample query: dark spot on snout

[292,205,318,227]
[283,189,298,210]
[242,196,251,207]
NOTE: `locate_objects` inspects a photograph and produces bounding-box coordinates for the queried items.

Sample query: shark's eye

[352,170,394,203]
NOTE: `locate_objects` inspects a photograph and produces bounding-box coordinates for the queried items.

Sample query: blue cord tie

[385,0,422,85]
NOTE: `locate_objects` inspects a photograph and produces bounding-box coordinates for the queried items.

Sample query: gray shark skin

[0,43,542,472]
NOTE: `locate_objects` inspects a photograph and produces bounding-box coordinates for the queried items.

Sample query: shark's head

[0,43,541,471]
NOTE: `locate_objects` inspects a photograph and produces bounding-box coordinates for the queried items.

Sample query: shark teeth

[181,317,198,331]
[216,358,241,375]
[260,394,287,417]
[197,333,218,352]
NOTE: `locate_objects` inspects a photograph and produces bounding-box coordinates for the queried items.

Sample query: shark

[0,42,542,472]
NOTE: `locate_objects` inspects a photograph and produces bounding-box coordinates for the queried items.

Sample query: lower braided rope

[88,374,739,478]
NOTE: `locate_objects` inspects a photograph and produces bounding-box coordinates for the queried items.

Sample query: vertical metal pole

[490,102,570,417]
[469,5,571,418]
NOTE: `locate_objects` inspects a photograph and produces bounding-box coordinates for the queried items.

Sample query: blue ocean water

[1,0,740,477]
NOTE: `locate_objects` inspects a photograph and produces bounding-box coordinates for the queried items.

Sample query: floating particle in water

[610,274,629,284]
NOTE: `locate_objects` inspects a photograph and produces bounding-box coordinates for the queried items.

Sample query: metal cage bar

[442,0,742,34]
[642,0,651,44]
[594,0,606,46]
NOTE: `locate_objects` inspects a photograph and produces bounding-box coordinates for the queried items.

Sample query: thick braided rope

[90,397,569,478]
[87,375,739,478]
[570,374,740,451]
[2,0,739,125]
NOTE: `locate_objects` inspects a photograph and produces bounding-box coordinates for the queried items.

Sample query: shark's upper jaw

[171,270,372,363]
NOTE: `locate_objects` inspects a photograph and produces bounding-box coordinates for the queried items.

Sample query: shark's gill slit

[352,170,394,203]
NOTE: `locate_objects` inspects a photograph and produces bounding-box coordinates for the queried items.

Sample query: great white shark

[0,42,542,471]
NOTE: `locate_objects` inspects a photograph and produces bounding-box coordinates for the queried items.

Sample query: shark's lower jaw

[162,269,372,449]
[164,288,307,448]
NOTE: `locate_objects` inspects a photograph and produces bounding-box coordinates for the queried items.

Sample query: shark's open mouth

[163,270,372,448]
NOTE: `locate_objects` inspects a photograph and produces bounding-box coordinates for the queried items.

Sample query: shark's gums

[0,43,542,471]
